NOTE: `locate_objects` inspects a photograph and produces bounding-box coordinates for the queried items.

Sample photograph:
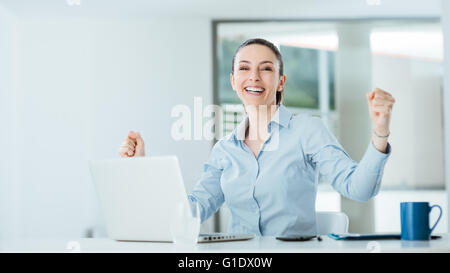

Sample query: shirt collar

[226,104,292,142]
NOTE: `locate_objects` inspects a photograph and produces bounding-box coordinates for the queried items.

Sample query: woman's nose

[249,68,261,81]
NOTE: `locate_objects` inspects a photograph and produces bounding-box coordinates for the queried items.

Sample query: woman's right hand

[119,130,145,157]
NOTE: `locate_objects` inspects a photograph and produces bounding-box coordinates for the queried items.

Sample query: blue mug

[400,202,442,241]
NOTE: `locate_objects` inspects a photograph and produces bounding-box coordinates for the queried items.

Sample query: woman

[119,38,395,236]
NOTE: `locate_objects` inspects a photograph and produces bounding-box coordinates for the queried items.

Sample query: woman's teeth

[245,87,264,93]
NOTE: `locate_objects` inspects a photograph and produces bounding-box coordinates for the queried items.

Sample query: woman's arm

[301,88,395,202]
[301,125,391,202]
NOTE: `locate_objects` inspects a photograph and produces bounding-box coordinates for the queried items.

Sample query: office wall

[0,6,17,241]
[441,0,450,232]
[2,17,213,239]
[372,54,444,189]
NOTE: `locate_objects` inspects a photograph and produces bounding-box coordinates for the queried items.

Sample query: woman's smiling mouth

[245,87,265,96]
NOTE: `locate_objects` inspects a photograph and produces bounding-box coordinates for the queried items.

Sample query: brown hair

[231,38,284,105]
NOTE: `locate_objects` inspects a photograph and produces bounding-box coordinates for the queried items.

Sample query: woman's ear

[278,74,286,91]
[230,73,236,92]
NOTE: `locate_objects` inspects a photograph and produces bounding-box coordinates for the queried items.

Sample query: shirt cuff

[372,141,392,156]
[362,141,392,172]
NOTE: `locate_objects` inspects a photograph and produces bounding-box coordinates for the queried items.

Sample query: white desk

[2,234,450,253]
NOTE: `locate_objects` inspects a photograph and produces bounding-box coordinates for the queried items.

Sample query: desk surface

[2,234,450,253]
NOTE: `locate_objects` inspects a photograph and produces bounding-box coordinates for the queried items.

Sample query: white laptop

[89,155,254,243]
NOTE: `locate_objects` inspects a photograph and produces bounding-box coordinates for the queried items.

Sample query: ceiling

[0,0,442,20]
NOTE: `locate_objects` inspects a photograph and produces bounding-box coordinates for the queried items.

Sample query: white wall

[0,5,17,241]
[441,0,450,237]
[373,54,444,189]
[2,16,213,239]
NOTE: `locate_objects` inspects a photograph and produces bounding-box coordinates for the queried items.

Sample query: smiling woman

[186,38,394,236]
[120,37,395,237]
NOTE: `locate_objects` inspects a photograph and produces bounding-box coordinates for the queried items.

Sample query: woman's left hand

[366,88,395,136]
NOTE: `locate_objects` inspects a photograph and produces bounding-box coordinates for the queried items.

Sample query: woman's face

[230,44,286,107]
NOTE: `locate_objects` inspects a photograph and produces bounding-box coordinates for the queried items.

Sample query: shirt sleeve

[187,142,225,223]
[301,117,391,202]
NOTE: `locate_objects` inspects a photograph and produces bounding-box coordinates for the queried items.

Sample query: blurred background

[0,0,449,242]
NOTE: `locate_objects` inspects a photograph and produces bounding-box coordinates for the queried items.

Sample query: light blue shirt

[188,104,391,236]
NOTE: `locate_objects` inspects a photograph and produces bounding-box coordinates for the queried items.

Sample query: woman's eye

[262,67,273,71]
[239,67,249,71]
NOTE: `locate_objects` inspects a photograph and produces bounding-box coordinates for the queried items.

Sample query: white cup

[170,200,201,245]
